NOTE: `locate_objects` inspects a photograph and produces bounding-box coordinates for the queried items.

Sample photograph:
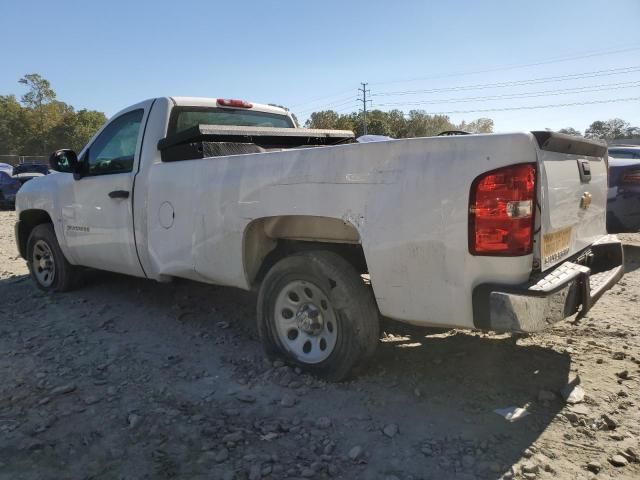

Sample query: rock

[414,387,422,397]
[462,454,475,469]
[127,413,143,430]
[601,414,618,430]
[615,370,629,380]
[51,383,76,395]
[222,431,243,443]
[609,454,628,467]
[348,445,364,461]
[83,395,101,405]
[248,464,261,480]
[586,461,601,473]
[236,393,256,403]
[561,384,585,404]
[537,390,556,402]
[280,395,296,408]
[273,360,285,368]
[521,462,539,474]
[612,352,625,360]
[300,467,315,478]
[315,417,331,429]
[215,448,229,463]
[623,447,638,462]
[568,404,590,416]
[382,423,399,438]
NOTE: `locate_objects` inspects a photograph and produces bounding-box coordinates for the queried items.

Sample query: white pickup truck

[15,96,624,380]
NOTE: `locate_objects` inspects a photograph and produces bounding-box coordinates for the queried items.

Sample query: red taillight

[621,169,640,185]
[217,98,253,108]
[469,163,537,256]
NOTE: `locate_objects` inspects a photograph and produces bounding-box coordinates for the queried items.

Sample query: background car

[607,145,640,233]
[0,162,13,176]
[12,162,50,185]
[0,171,21,209]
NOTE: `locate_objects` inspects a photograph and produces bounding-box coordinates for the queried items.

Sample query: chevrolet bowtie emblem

[580,192,592,209]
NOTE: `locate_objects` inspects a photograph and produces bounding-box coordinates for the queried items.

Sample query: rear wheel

[257,250,379,381]
[26,224,79,292]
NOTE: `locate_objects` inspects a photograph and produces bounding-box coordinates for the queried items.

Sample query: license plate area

[541,226,572,270]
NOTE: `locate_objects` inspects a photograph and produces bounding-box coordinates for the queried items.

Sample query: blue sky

[2,0,639,132]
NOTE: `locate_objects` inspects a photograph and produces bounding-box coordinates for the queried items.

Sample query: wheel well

[243,216,367,287]
[17,210,53,259]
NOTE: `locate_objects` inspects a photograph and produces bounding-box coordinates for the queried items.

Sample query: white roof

[170,97,290,116]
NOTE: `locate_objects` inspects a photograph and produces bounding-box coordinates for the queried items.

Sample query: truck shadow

[0,269,573,479]
[357,325,571,478]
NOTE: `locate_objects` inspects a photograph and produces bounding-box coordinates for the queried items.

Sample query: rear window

[168,107,294,135]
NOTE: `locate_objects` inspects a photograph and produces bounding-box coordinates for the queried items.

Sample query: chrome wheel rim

[273,280,338,364]
[32,240,55,287]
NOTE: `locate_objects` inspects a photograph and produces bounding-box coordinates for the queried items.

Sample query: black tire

[257,250,380,381]
[26,223,79,292]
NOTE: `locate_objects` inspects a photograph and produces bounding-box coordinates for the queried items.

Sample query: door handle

[108,190,130,199]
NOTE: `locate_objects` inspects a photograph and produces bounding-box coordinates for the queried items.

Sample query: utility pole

[358,82,371,135]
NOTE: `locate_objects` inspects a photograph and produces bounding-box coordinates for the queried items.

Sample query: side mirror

[49,149,80,176]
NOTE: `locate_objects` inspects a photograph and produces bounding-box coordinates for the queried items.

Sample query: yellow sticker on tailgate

[541,226,572,269]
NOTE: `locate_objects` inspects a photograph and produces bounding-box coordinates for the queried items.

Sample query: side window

[87,109,144,175]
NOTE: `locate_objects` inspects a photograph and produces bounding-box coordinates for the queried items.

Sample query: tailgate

[533,131,608,271]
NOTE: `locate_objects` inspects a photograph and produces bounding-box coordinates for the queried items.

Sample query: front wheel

[257,250,380,381]
[26,224,79,292]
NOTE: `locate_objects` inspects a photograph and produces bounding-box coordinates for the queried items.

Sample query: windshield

[168,107,294,135]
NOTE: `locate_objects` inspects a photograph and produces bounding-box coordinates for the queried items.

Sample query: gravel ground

[1,209,639,480]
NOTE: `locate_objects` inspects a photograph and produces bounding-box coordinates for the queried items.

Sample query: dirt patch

[1,210,639,479]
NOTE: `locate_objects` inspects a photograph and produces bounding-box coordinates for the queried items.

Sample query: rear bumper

[473,235,624,332]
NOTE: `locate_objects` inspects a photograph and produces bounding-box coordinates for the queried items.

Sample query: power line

[376,80,640,107]
[418,96,640,115]
[287,89,355,109]
[372,65,640,97]
[296,97,358,116]
[369,45,640,87]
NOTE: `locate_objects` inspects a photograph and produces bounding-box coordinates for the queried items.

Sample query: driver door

[62,108,146,277]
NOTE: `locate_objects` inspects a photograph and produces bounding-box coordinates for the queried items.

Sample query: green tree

[558,127,582,136]
[0,73,107,158]
[458,118,494,133]
[305,110,340,129]
[19,73,57,152]
[0,95,29,154]
[404,110,455,137]
[585,118,639,141]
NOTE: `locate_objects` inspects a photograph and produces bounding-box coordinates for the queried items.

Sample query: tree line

[0,74,106,157]
[558,118,639,140]
[305,108,639,142]
[304,109,494,137]
[1,73,638,160]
